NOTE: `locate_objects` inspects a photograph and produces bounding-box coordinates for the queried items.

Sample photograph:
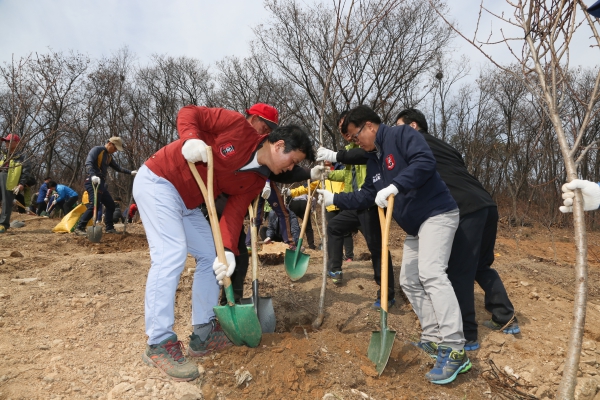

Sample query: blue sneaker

[483,317,520,334]
[327,270,343,284]
[464,340,480,351]
[372,298,396,309]
[425,345,471,384]
[412,341,438,359]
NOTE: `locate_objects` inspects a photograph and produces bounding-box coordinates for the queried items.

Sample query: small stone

[43,374,57,382]
[39,344,50,350]
[520,281,531,287]
[574,377,600,400]
[10,251,23,257]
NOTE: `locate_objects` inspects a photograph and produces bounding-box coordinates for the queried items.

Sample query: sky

[0,0,597,78]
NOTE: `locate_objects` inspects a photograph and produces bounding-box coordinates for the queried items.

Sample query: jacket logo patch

[373,173,381,183]
[385,154,395,170]
[220,143,235,157]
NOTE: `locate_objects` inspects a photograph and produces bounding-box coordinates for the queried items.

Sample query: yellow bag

[82,191,90,204]
[52,203,92,233]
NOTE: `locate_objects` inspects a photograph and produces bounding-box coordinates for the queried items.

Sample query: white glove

[282,187,291,197]
[52,200,57,206]
[44,197,49,202]
[53,193,59,199]
[131,170,138,176]
[261,180,271,199]
[310,165,329,181]
[263,237,272,244]
[316,189,334,207]
[212,251,236,285]
[316,147,338,163]
[560,179,600,213]
[375,184,399,208]
[182,139,208,163]
[13,185,21,195]
[91,176,101,185]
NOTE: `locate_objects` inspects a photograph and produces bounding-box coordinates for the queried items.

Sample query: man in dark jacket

[0,134,33,233]
[316,105,470,385]
[261,207,300,245]
[395,109,518,350]
[329,109,519,351]
[35,177,52,216]
[75,137,137,235]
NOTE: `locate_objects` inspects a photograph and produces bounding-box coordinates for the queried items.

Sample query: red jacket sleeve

[177,106,245,145]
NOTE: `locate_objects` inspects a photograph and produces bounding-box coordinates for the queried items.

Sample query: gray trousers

[400,208,465,350]
[0,172,15,229]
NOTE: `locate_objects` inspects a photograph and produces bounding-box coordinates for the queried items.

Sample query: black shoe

[308,244,317,250]
[74,229,87,236]
[105,229,121,234]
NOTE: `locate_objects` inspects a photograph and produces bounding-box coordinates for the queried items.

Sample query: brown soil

[0,216,599,400]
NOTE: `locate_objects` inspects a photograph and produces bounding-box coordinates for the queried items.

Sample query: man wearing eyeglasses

[316,105,470,385]
[313,111,396,309]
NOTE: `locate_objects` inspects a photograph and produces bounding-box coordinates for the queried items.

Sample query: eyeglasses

[352,123,367,141]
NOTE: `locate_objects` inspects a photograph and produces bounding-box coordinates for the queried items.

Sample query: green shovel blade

[213,285,262,348]
[284,238,310,281]
[367,309,396,375]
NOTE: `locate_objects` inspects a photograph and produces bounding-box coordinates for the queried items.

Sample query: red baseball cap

[246,103,279,130]
[1,133,20,143]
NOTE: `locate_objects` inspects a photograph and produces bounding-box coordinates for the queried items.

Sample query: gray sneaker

[142,334,199,382]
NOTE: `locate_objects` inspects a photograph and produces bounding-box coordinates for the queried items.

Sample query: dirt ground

[1,214,600,400]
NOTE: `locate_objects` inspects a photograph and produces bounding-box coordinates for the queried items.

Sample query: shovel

[241,197,276,333]
[367,194,396,375]
[86,181,102,243]
[284,180,312,281]
[187,153,262,348]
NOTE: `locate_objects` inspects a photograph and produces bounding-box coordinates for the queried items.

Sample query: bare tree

[432,0,600,396]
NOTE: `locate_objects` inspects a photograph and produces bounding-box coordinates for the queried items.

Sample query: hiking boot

[188,320,232,357]
[372,298,396,310]
[74,228,87,236]
[425,345,471,384]
[308,244,317,250]
[105,229,121,234]
[0,226,6,233]
[327,270,343,284]
[412,341,438,359]
[464,340,480,351]
[142,334,199,382]
[483,316,520,334]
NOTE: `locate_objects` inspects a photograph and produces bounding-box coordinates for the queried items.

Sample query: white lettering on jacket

[373,173,381,183]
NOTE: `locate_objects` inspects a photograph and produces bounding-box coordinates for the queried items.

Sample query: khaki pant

[400,208,465,350]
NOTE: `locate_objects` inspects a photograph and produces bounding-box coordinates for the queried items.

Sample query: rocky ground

[0,215,599,400]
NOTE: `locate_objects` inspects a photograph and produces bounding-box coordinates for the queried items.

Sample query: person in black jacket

[395,109,518,350]
[316,105,470,385]
[327,109,519,351]
[75,137,137,235]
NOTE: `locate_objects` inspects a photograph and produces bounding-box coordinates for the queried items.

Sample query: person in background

[128,201,138,223]
[0,134,33,233]
[288,185,317,250]
[260,206,301,246]
[46,181,79,216]
[113,197,125,223]
[35,177,52,216]
[75,137,137,235]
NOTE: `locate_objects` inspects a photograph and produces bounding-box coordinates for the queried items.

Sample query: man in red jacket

[133,104,314,381]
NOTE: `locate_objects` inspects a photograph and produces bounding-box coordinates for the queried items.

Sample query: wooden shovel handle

[298,179,312,238]
[378,194,395,313]
[248,196,260,281]
[187,150,230,286]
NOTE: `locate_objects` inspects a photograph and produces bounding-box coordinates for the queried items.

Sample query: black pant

[447,206,515,342]
[77,179,116,231]
[327,207,395,298]
[220,228,249,305]
[55,196,78,216]
[289,199,315,247]
[325,210,354,259]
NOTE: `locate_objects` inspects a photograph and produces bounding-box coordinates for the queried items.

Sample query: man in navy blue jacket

[75,137,137,235]
[316,105,469,385]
